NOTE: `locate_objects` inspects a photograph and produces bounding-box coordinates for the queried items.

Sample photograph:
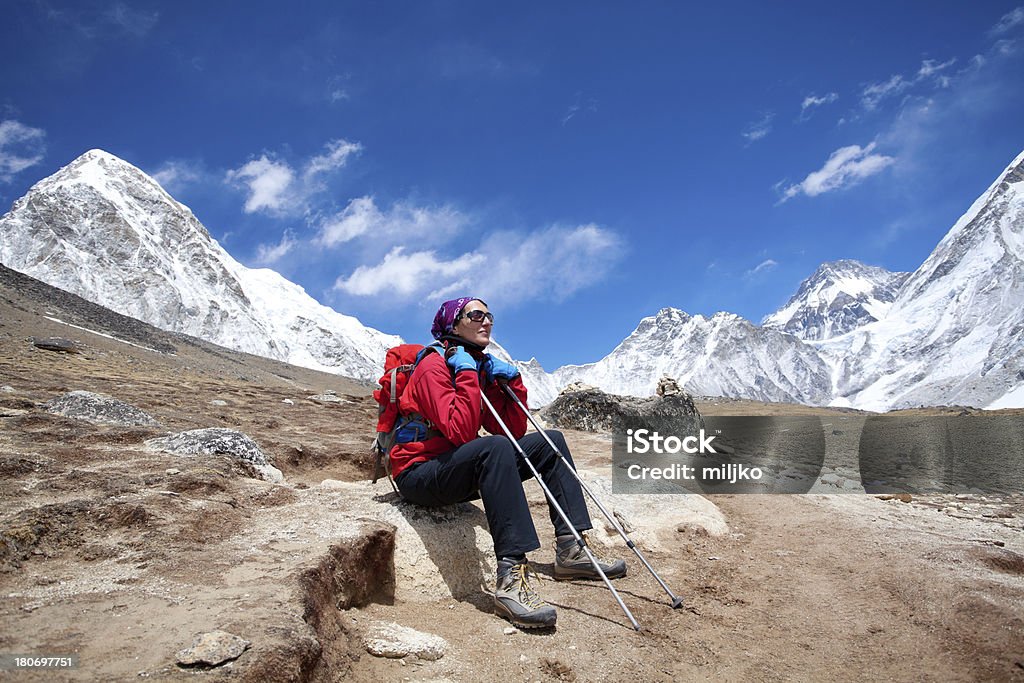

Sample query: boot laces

[507,563,546,609]
[561,532,610,564]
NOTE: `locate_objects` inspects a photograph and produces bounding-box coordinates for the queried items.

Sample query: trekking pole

[498,381,685,610]
[478,390,642,631]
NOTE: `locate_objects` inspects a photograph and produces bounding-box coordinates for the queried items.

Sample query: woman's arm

[408,352,483,445]
[481,375,528,439]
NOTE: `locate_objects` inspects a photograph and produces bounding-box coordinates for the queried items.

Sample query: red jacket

[389,351,528,479]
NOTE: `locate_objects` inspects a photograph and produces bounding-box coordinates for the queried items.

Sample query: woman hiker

[388,296,626,629]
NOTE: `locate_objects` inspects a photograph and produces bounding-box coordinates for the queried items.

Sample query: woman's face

[453,300,493,348]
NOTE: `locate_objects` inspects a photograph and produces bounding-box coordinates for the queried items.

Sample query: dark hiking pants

[394,430,591,559]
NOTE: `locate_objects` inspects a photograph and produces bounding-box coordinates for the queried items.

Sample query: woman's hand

[446,345,478,374]
[481,354,520,384]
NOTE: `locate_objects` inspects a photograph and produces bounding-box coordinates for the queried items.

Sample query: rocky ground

[1,269,1023,682]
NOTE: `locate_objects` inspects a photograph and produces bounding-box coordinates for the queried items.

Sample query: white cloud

[862,57,960,110]
[861,74,911,110]
[473,224,623,305]
[917,58,957,79]
[800,92,839,116]
[741,112,775,143]
[227,138,362,215]
[326,74,352,103]
[225,155,295,214]
[333,224,622,307]
[745,259,778,278]
[254,229,298,265]
[0,120,46,183]
[317,196,468,247]
[335,247,485,297]
[778,142,895,202]
[151,160,202,194]
[303,138,361,179]
[991,7,1024,35]
[562,92,599,126]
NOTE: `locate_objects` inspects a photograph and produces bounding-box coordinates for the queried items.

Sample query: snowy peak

[892,149,1024,313]
[763,259,909,341]
[547,306,832,406]
[0,149,400,380]
[538,150,1024,410]
[826,149,1024,410]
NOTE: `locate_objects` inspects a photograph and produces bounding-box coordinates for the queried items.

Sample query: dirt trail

[343,471,1024,682]
[2,269,1023,681]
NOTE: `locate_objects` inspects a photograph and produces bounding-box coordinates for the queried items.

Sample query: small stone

[503,627,516,635]
[282,399,294,405]
[876,493,912,503]
[308,393,348,404]
[210,400,228,406]
[176,630,250,668]
[363,622,447,661]
[165,469,181,475]
[1,385,14,393]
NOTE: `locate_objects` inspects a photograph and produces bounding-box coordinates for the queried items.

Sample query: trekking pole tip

[671,596,684,609]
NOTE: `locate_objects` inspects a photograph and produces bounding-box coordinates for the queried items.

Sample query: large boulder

[318,469,727,601]
[540,383,702,434]
[577,472,728,550]
[317,480,493,602]
[145,428,283,482]
[45,390,159,427]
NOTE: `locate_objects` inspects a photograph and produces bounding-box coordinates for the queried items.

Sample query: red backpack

[371,342,444,490]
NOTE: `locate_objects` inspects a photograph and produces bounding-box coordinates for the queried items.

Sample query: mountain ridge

[2,147,1022,410]
[0,149,399,381]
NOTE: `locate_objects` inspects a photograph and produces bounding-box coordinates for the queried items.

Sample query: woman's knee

[480,435,517,465]
[544,430,574,462]
[544,429,568,450]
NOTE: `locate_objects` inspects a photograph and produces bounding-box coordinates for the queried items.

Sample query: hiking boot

[493,561,557,629]
[554,533,627,581]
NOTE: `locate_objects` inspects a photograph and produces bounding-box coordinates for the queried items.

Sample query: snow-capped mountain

[525,149,1024,411]
[824,149,1024,411]
[2,147,1021,411]
[0,149,400,380]
[539,308,833,407]
[762,260,909,341]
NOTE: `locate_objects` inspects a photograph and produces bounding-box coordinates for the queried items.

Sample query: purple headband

[431,296,485,340]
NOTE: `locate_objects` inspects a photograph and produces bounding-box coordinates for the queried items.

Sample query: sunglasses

[459,309,494,324]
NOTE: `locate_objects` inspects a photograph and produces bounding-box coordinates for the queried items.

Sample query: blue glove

[446,346,477,374]
[481,354,520,384]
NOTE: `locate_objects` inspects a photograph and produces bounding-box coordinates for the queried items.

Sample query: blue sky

[2,2,1023,369]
